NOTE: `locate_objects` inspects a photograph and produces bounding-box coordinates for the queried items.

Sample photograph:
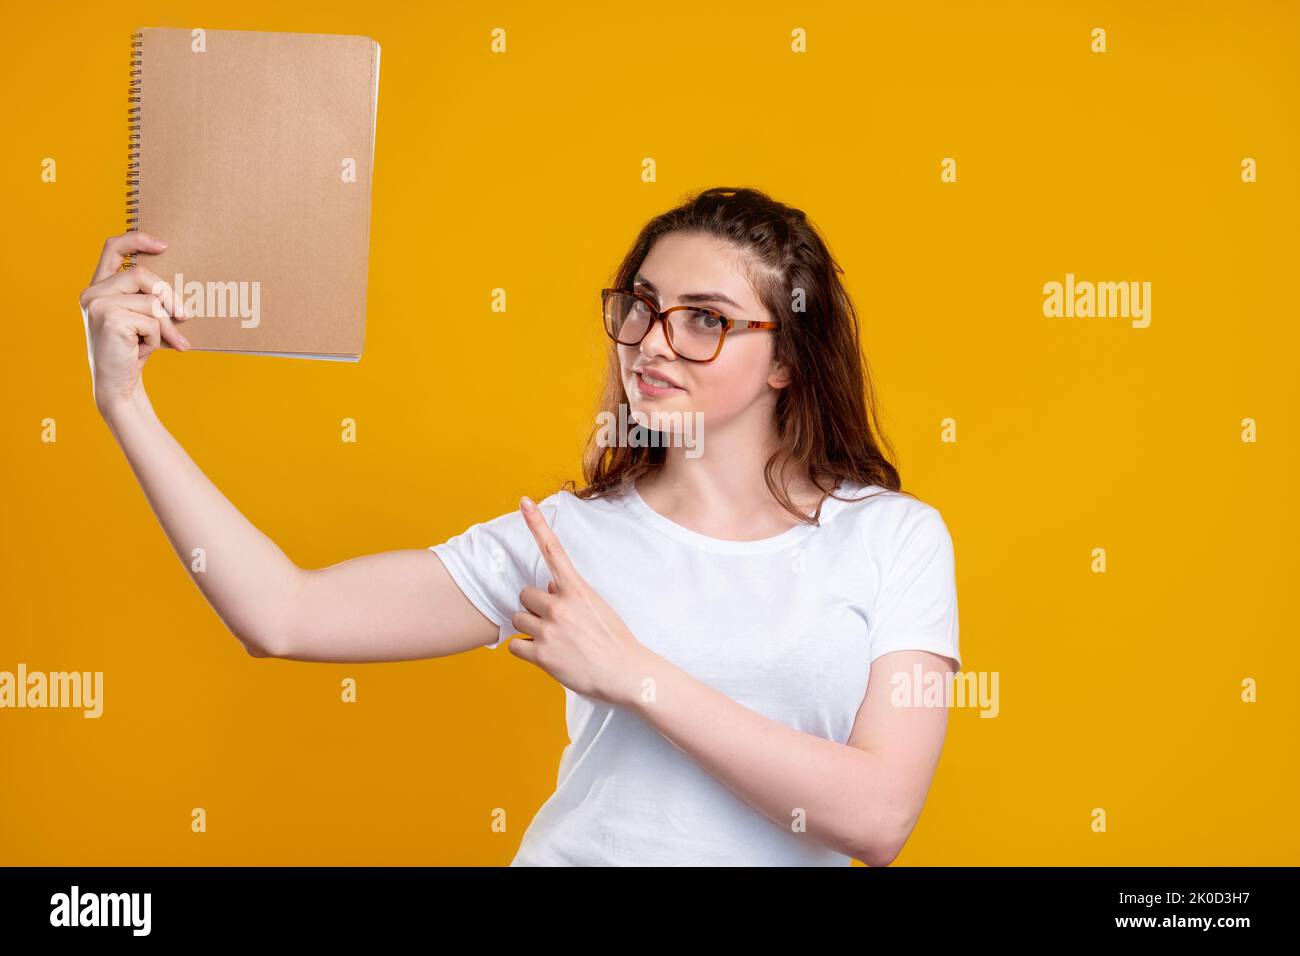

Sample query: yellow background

[3,0,1296,865]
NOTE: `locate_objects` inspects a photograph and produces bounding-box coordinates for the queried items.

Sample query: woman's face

[618,232,788,429]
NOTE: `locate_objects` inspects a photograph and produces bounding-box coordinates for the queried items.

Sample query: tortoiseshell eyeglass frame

[600,288,781,364]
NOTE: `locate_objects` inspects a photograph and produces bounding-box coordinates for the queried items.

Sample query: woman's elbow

[854,837,899,867]
[859,842,902,868]
[236,627,291,659]
[853,813,914,867]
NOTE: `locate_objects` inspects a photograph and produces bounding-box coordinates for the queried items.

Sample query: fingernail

[156,238,168,247]
[179,336,191,350]
[521,496,535,511]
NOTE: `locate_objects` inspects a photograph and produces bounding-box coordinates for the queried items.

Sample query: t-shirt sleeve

[427,494,564,650]
[867,504,961,670]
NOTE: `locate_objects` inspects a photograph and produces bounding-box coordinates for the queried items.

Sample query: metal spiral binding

[126,32,142,266]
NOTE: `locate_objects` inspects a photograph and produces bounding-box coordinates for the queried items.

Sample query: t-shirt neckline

[625,479,850,554]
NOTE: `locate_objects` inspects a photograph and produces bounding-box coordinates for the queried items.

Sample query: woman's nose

[640,314,675,359]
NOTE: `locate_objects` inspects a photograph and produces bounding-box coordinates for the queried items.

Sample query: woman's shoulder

[545,484,636,518]
[829,480,951,544]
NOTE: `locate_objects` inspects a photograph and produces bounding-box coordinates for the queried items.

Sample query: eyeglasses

[601,288,780,363]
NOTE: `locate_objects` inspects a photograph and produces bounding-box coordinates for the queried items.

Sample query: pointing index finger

[520,496,578,590]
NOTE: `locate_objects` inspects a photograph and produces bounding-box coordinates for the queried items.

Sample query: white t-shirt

[428,479,961,866]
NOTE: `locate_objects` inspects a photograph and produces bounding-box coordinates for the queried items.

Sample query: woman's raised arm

[81,231,497,663]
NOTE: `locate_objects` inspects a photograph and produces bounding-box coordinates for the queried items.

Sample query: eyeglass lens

[604,291,724,361]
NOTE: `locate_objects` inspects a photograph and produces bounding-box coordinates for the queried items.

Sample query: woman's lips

[633,369,684,397]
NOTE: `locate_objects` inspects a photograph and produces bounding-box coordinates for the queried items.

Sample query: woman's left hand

[508,496,652,706]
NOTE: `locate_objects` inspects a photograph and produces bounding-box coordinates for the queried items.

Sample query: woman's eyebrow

[633,276,745,312]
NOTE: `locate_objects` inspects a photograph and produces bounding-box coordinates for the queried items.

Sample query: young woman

[78,186,961,867]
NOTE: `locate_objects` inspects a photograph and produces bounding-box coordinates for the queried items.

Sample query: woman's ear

[768,362,793,389]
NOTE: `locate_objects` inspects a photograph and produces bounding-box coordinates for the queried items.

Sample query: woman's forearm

[624,650,906,866]
[98,384,304,655]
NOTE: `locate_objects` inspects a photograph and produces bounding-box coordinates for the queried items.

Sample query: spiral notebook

[127,27,380,361]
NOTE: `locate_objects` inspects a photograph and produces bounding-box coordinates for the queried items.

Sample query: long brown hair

[561,186,911,525]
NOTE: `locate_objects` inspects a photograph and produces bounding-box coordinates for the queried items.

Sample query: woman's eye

[691,311,722,330]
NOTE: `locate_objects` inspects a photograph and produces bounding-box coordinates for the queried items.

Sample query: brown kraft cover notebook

[127,27,380,360]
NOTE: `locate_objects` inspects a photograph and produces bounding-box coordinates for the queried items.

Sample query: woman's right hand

[78,231,191,413]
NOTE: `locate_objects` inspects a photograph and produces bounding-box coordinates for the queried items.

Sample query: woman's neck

[635,452,833,541]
